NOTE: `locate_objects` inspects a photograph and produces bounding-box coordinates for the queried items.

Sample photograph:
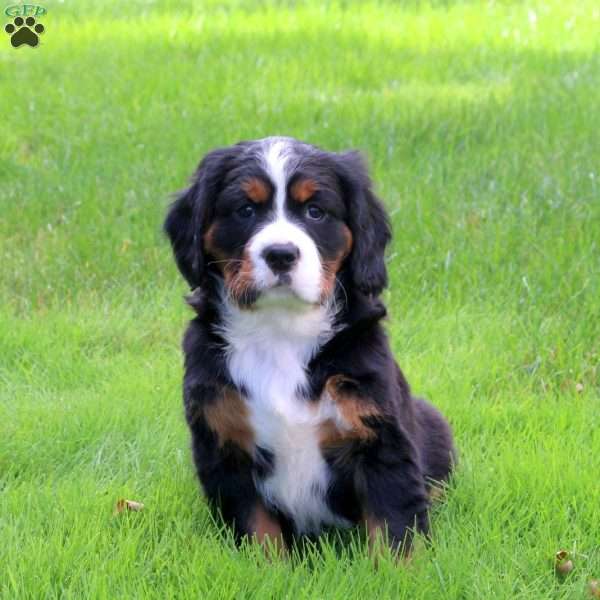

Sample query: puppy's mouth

[258,275,304,302]
[223,253,323,308]
[272,273,292,288]
[233,274,319,310]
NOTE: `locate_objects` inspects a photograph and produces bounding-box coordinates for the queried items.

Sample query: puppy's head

[164,137,391,309]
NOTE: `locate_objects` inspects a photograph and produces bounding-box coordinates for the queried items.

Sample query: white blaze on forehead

[247,138,323,305]
[261,138,294,217]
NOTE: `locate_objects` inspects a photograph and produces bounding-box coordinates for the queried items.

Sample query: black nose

[262,243,300,273]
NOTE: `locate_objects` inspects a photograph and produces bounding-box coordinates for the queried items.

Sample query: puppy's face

[165,137,391,309]
[203,140,353,306]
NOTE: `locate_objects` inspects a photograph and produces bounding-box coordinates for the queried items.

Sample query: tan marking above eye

[241,177,270,204]
[290,178,318,203]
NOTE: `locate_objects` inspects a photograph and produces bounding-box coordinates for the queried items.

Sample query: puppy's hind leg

[357,418,430,556]
[413,398,456,499]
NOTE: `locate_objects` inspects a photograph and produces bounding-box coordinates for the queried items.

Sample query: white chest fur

[220,297,349,533]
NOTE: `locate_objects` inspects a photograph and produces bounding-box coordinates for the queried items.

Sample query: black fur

[164,145,248,287]
[333,151,391,296]
[165,137,455,554]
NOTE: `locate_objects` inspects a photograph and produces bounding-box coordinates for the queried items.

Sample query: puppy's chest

[225,334,347,533]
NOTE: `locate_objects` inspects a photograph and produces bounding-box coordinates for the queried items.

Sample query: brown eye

[306,204,325,221]
[236,204,255,219]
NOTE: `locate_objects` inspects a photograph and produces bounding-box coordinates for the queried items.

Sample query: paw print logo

[5,16,45,48]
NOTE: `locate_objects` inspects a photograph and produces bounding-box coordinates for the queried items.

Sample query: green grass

[1,0,599,597]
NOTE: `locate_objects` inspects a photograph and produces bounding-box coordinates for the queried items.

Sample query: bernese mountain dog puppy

[164,136,455,555]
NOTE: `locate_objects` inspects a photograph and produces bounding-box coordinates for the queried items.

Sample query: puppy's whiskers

[207,258,245,267]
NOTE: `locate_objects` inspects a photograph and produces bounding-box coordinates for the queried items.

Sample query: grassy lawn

[1,0,599,597]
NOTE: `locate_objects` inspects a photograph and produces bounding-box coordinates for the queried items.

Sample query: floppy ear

[163,148,235,288]
[334,151,391,296]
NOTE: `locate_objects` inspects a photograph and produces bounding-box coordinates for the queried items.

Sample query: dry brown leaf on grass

[114,499,145,515]
[588,580,600,598]
[554,549,574,576]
